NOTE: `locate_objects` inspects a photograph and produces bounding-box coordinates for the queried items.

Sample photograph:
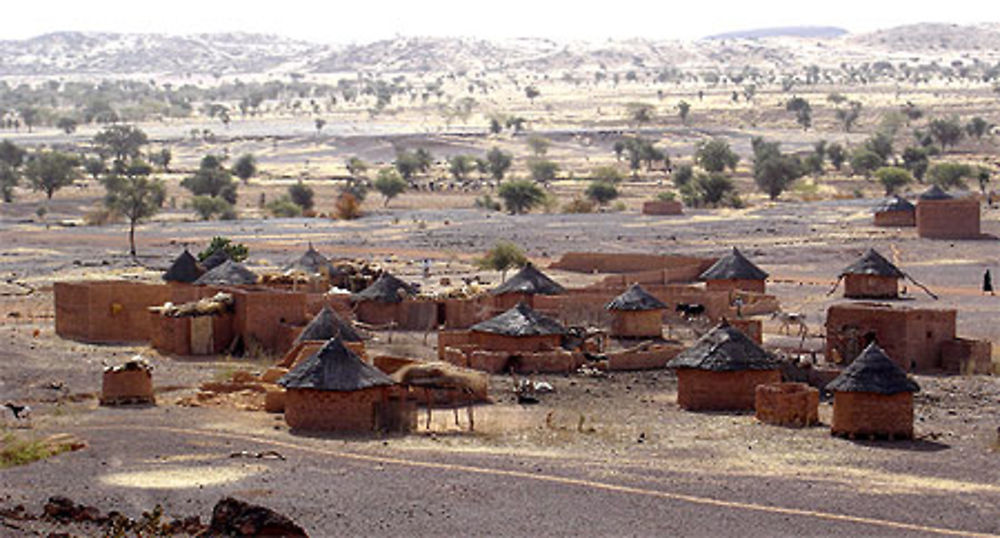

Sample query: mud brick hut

[490,262,566,310]
[641,199,683,215]
[916,185,980,239]
[274,244,334,292]
[351,272,416,325]
[280,306,367,368]
[698,247,768,294]
[605,283,667,338]
[469,302,567,353]
[667,322,781,411]
[284,243,332,277]
[826,343,920,440]
[838,248,904,299]
[162,249,205,284]
[278,338,415,433]
[873,196,916,227]
[193,260,259,287]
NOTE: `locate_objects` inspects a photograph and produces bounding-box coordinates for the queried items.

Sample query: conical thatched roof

[606,283,668,311]
[351,273,415,303]
[201,249,231,271]
[163,250,204,283]
[840,248,904,278]
[919,184,952,201]
[667,322,778,371]
[278,337,394,391]
[470,303,566,337]
[284,243,331,275]
[874,195,915,213]
[193,260,258,286]
[295,306,364,344]
[490,263,565,296]
[825,343,920,395]
[699,247,769,281]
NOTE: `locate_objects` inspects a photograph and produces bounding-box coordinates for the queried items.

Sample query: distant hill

[704,26,848,40]
[849,22,1000,51]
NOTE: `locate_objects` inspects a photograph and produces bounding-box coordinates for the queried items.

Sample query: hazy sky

[5,0,1000,43]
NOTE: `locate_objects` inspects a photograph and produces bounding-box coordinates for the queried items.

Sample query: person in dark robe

[984,269,994,296]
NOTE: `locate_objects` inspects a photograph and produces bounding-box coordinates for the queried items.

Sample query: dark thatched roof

[351,273,415,303]
[295,306,364,344]
[284,243,331,275]
[874,195,915,213]
[840,248,904,278]
[163,250,205,283]
[605,283,668,311]
[919,184,952,201]
[278,337,394,391]
[193,260,258,286]
[825,343,920,395]
[699,247,769,281]
[201,249,231,271]
[470,302,567,337]
[667,322,778,371]
[490,263,566,296]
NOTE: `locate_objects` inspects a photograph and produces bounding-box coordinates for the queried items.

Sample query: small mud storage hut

[605,283,667,338]
[101,358,155,405]
[469,302,567,352]
[163,249,205,284]
[193,260,258,287]
[278,338,414,433]
[916,185,980,239]
[873,196,915,227]
[490,262,566,309]
[826,342,920,440]
[351,272,416,325]
[838,248,904,299]
[667,322,781,411]
[699,247,769,293]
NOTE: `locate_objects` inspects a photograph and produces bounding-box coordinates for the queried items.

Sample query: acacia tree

[182,155,238,204]
[874,166,913,195]
[232,154,257,184]
[93,125,148,163]
[448,155,475,181]
[928,117,964,151]
[477,240,527,282]
[695,138,739,173]
[786,97,812,130]
[497,180,545,214]
[751,137,803,200]
[374,168,407,207]
[24,150,78,201]
[102,160,165,256]
[677,101,691,124]
[485,147,512,181]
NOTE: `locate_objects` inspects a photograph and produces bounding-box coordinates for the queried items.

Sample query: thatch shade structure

[916,185,980,239]
[699,247,768,293]
[490,262,565,309]
[605,283,667,338]
[469,303,566,352]
[201,249,231,271]
[193,260,258,287]
[873,196,915,227]
[352,273,415,304]
[278,338,412,432]
[838,248,904,299]
[827,342,920,439]
[284,243,331,276]
[295,306,364,344]
[667,322,781,410]
[163,250,205,284]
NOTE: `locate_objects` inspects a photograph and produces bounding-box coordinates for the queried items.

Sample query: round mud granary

[667,321,781,411]
[915,185,980,240]
[872,196,915,227]
[755,382,819,427]
[826,342,920,440]
[605,283,667,339]
[699,247,769,294]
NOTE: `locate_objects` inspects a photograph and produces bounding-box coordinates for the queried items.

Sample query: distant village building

[351,273,416,325]
[641,199,683,216]
[667,322,781,411]
[200,249,231,271]
[490,262,566,310]
[469,302,566,353]
[699,247,768,294]
[193,260,259,287]
[826,343,920,440]
[838,248,904,299]
[280,306,367,368]
[278,338,414,433]
[283,243,333,278]
[916,185,980,239]
[162,249,205,284]
[605,283,667,338]
[872,196,915,227]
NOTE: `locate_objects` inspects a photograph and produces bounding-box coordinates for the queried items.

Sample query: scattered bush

[267,196,303,218]
[190,195,235,221]
[198,236,248,262]
[497,179,546,214]
[288,180,314,210]
[474,195,502,211]
[585,180,619,206]
[334,192,362,220]
[874,167,914,195]
[562,197,595,213]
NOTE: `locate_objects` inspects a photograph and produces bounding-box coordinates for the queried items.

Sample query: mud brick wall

[167,282,220,304]
[916,198,980,239]
[493,292,535,311]
[100,369,154,405]
[55,281,170,343]
[610,310,663,338]
[231,288,307,354]
[304,293,353,318]
[940,338,994,375]
[641,200,683,215]
[284,387,389,432]
[443,297,493,329]
[354,301,400,326]
[874,210,915,227]
[755,382,819,427]
[470,332,562,353]
[825,303,956,372]
[516,350,584,374]
[844,275,898,299]
[831,391,913,439]
[604,343,684,371]
[151,316,190,355]
[705,278,766,294]
[438,331,474,361]
[675,369,781,411]
[550,252,715,279]
[398,301,439,331]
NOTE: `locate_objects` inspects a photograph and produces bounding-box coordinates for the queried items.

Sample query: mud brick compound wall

[940,338,994,375]
[675,369,781,411]
[550,252,716,282]
[230,288,307,354]
[825,303,956,372]
[916,198,980,239]
[831,391,913,439]
[874,209,915,227]
[610,309,664,338]
[55,281,170,343]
